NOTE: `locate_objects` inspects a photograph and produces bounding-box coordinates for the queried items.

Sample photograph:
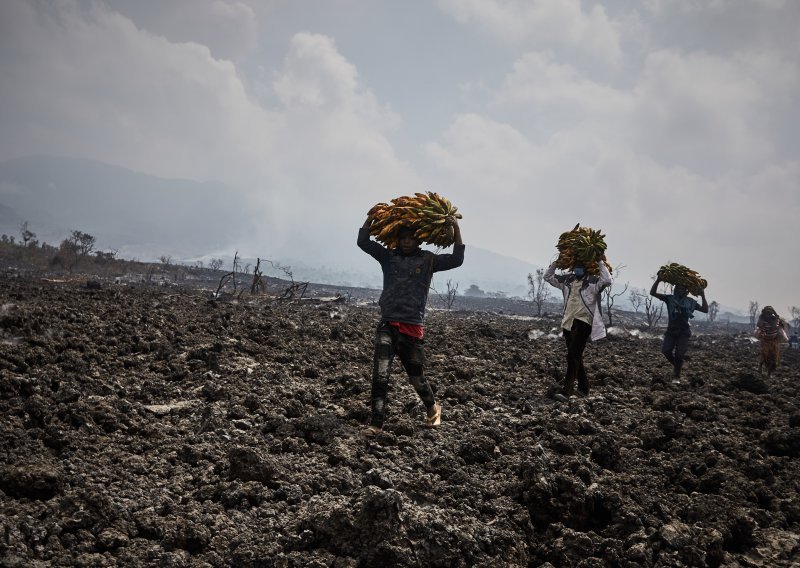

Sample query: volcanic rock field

[1,276,799,567]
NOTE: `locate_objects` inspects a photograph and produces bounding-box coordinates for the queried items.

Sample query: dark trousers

[562,319,592,395]
[370,323,435,428]
[662,328,690,378]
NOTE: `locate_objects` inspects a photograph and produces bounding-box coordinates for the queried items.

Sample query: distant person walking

[754,306,789,377]
[544,260,612,397]
[650,276,708,382]
[358,218,464,436]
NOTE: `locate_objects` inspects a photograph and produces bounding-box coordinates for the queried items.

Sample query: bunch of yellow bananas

[367,192,462,249]
[657,263,707,295]
[554,223,612,276]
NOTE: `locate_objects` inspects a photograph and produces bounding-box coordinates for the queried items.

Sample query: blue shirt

[665,295,699,330]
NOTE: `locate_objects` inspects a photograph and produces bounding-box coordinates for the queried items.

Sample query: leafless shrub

[629,288,645,314]
[527,268,550,316]
[431,279,459,310]
[20,221,36,246]
[789,306,800,331]
[250,258,266,295]
[601,264,627,326]
[644,293,664,330]
[708,300,719,323]
[749,301,760,326]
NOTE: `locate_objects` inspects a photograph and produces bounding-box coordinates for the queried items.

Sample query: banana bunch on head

[657,262,707,295]
[367,192,462,249]
[554,223,612,276]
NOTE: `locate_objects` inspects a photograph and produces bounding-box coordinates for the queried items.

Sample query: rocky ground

[1,275,799,567]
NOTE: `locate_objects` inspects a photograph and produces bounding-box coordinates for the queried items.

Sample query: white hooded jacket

[544,261,613,341]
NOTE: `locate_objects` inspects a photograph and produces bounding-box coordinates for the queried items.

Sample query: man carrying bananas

[544,260,612,398]
[358,217,464,436]
[650,276,708,382]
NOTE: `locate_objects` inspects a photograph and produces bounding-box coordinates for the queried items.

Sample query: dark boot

[562,375,575,396]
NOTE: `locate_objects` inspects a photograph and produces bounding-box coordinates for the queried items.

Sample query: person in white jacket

[544,260,612,397]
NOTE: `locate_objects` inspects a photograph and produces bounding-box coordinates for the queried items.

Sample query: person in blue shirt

[650,276,708,381]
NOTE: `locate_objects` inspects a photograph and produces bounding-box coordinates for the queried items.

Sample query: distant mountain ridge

[0,155,757,309]
[0,155,248,256]
[0,155,542,296]
[219,247,541,298]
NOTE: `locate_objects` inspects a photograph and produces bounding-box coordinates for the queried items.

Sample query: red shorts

[387,321,424,340]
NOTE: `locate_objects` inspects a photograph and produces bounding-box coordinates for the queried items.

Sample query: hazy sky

[1,0,798,312]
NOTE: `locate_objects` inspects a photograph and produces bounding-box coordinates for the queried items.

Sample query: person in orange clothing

[357,219,464,435]
[754,306,789,377]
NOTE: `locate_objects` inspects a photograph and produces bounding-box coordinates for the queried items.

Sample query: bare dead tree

[527,268,550,316]
[261,259,309,301]
[430,279,459,309]
[281,281,309,300]
[231,251,240,293]
[644,293,664,330]
[601,264,628,326]
[250,258,266,295]
[20,221,36,246]
[789,306,800,331]
[209,258,224,271]
[644,277,669,331]
[708,300,720,323]
[604,280,629,326]
[159,255,172,265]
[629,288,645,314]
[749,301,760,326]
[215,272,235,298]
[444,279,459,309]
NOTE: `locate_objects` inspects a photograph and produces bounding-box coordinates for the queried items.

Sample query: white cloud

[262,32,420,255]
[108,0,260,62]
[426,109,800,308]
[641,0,800,62]
[273,33,400,131]
[644,0,786,14]
[425,115,645,263]
[425,34,800,308]
[0,0,278,185]
[436,0,623,65]
[425,113,538,197]
[631,50,768,173]
[488,46,797,175]
[630,48,797,173]
[490,51,631,141]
